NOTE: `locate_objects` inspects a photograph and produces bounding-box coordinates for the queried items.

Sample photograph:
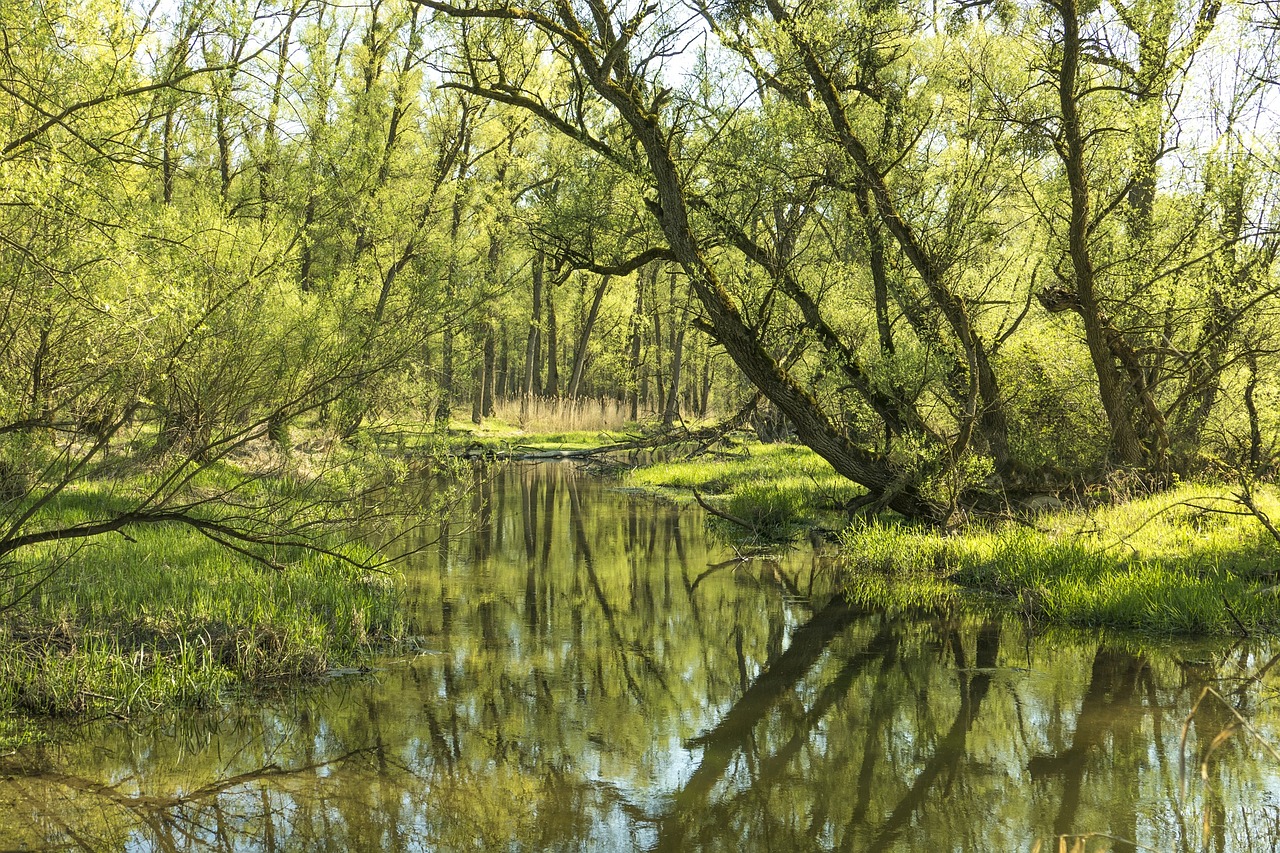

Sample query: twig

[1221,595,1250,638]
[1235,477,1280,548]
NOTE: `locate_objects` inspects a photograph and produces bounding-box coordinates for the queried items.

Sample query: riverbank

[1,525,402,748]
[6,424,1277,748]
[624,440,1280,636]
[0,450,410,749]
[0,418,613,746]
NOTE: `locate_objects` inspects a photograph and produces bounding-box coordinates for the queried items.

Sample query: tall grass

[488,396,633,434]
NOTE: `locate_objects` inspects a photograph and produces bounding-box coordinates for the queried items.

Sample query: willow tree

[972,0,1278,479]
[408,0,1052,519]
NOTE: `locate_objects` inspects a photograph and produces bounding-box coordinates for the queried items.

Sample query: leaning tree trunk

[567,273,611,400]
[614,98,941,519]
[1053,0,1168,474]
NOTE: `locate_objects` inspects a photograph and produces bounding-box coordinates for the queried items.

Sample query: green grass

[627,442,864,540]
[626,441,1280,633]
[839,484,1280,635]
[0,474,403,744]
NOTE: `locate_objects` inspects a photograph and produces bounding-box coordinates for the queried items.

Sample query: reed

[488,396,634,434]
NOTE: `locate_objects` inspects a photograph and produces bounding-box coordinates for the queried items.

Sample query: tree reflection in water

[0,463,1277,851]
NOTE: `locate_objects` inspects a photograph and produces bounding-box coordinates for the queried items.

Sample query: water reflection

[1,463,1278,851]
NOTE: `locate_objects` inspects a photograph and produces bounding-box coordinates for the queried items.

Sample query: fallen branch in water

[691,488,755,532]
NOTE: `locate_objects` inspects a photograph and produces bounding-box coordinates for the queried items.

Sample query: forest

[3,0,1280,644]
[4,0,1280,543]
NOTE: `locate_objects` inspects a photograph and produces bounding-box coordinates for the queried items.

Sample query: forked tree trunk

[1053,0,1169,474]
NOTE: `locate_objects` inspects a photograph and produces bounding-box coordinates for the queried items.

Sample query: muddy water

[1,463,1278,851]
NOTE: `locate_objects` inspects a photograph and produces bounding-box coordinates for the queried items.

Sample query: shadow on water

[1,462,1279,851]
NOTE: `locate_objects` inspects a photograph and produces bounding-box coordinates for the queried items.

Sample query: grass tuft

[629,442,863,540]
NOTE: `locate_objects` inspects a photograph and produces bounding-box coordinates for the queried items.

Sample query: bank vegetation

[2,0,1280,727]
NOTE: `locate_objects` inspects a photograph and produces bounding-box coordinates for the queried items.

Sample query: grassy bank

[627,442,863,539]
[0,464,406,749]
[626,440,1280,635]
[845,484,1280,634]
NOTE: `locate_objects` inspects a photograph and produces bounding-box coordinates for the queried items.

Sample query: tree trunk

[524,250,544,412]
[627,265,647,420]
[699,352,712,418]
[471,342,484,426]
[863,186,894,358]
[482,321,496,418]
[162,108,175,205]
[299,196,316,292]
[567,273,610,400]
[435,133,472,427]
[1244,350,1263,472]
[498,323,512,400]
[258,9,295,221]
[545,277,560,397]
[436,325,454,426]
[652,283,665,416]
[1053,0,1165,472]
[663,272,688,428]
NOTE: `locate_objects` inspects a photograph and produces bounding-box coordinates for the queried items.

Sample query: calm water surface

[2,463,1279,851]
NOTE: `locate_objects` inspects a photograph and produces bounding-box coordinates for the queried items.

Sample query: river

[1,462,1278,851]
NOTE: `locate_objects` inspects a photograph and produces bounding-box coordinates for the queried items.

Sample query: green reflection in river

[1,462,1278,851]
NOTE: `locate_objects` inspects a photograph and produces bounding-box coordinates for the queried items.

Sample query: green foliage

[998,339,1109,479]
